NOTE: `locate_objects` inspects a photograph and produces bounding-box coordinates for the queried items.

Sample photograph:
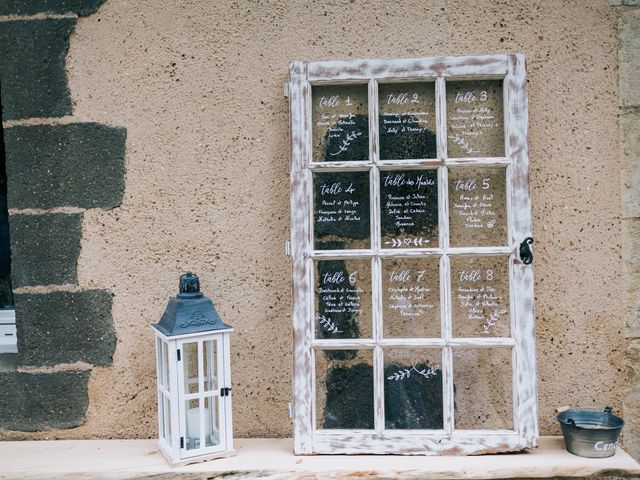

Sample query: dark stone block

[4,123,126,209]
[0,370,89,431]
[16,290,116,367]
[0,0,105,16]
[0,19,74,120]
[10,213,82,287]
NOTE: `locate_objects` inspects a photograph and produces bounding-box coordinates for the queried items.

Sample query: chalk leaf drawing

[482,308,507,334]
[329,130,362,156]
[387,362,440,381]
[316,315,343,335]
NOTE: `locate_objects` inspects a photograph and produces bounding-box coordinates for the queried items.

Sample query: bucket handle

[604,406,613,415]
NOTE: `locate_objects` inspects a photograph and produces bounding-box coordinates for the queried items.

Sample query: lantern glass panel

[156,337,164,387]
[185,398,200,450]
[204,396,221,447]
[163,395,171,441]
[183,342,199,394]
[162,341,170,391]
[158,394,166,439]
[203,339,218,392]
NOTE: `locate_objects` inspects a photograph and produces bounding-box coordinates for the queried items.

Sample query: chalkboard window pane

[380,169,439,248]
[446,80,504,158]
[314,258,373,339]
[384,348,443,430]
[313,171,371,250]
[448,167,507,247]
[453,348,513,430]
[378,82,437,160]
[312,84,369,162]
[315,349,374,430]
[451,255,510,338]
[382,257,441,339]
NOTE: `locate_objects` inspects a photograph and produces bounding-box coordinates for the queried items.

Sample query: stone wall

[0,0,634,453]
[612,0,640,461]
[0,0,124,432]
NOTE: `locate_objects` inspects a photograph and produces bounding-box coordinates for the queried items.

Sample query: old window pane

[453,348,513,430]
[378,82,437,160]
[380,169,438,249]
[450,256,510,338]
[449,167,507,247]
[314,258,372,339]
[314,171,370,250]
[384,348,443,429]
[382,257,440,339]
[312,84,369,162]
[446,80,504,158]
[315,349,374,430]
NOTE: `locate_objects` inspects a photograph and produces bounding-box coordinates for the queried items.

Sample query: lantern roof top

[152,272,232,337]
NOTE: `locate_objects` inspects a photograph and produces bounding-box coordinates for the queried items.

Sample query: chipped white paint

[289,54,536,455]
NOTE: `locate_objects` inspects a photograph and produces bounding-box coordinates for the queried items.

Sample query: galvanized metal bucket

[556,407,624,458]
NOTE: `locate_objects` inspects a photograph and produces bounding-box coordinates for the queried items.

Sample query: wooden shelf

[0,436,638,479]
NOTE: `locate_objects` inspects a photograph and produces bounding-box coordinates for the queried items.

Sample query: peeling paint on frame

[289,54,536,455]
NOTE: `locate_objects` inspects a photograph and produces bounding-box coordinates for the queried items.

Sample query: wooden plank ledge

[0,436,639,479]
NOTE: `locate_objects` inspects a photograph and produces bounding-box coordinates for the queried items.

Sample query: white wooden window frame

[289,54,537,455]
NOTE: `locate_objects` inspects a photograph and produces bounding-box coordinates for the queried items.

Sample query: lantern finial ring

[178,271,203,298]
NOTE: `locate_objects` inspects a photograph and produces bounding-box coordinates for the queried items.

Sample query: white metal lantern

[152,272,234,465]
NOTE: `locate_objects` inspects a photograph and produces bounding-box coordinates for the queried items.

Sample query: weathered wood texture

[289,54,536,455]
[0,437,638,480]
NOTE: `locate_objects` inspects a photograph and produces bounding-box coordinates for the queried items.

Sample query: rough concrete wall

[0,0,627,441]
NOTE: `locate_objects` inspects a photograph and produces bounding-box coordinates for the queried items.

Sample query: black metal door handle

[519,237,534,265]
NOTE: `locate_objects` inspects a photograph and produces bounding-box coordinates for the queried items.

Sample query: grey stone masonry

[0,19,75,120]
[0,0,106,17]
[619,9,640,107]
[16,290,116,367]
[4,123,126,209]
[0,370,90,431]
[616,3,640,462]
[10,213,82,287]
[611,0,640,6]
[621,108,640,220]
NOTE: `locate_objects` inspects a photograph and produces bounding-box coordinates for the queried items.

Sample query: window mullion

[436,76,455,435]
[441,254,454,435]
[436,77,448,169]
